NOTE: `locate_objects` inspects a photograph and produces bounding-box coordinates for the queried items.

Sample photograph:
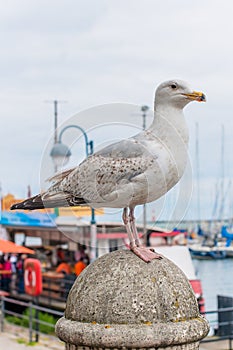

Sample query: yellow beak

[183,91,206,102]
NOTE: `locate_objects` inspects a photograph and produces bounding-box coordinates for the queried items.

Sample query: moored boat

[189,225,233,259]
[189,244,227,259]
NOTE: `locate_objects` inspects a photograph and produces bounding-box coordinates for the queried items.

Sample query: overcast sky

[1,0,233,221]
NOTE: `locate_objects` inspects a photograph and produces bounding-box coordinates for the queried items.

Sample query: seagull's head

[154,79,206,110]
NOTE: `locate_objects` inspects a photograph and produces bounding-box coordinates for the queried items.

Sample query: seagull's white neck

[138,102,189,180]
[149,103,189,146]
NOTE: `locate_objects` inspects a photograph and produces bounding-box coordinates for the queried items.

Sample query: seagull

[11,80,206,262]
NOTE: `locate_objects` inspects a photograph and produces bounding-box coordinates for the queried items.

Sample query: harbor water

[193,258,233,311]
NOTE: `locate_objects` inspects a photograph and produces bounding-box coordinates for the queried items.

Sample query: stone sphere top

[56,250,209,349]
[66,249,198,324]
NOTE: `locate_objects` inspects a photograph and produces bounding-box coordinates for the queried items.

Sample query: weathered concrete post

[56,250,209,349]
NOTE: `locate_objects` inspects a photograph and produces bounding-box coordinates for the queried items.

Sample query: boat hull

[189,247,227,260]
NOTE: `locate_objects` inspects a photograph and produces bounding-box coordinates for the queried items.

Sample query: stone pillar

[56,250,209,349]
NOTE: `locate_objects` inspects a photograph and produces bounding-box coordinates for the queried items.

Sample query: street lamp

[50,142,71,170]
[50,124,97,262]
[141,105,149,130]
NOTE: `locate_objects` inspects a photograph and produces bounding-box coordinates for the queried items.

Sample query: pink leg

[127,207,163,263]
[129,207,140,247]
[122,208,137,248]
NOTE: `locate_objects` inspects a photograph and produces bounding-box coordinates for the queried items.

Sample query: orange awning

[0,239,35,254]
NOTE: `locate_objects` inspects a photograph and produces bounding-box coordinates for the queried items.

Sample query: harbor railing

[0,296,63,343]
[1,296,233,348]
[201,308,233,350]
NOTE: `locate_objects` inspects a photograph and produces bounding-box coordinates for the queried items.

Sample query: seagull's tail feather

[11,194,46,210]
[10,192,86,211]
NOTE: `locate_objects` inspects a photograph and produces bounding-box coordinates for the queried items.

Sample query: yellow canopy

[2,194,104,217]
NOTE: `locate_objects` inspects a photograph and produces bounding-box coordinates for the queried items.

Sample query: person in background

[0,256,4,289]
[10,254,17,273]
[74,244,90,266]
[56,259,71,275]
[10,254,18,292]
[3,256,12,292]
[16,254,27,293]
[57,248,65,264]
[74,257,86,276]
[56,259,72,299]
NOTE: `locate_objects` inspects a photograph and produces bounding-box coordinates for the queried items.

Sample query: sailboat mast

[219,124,225,222]
[221,124,225,201]
[195,122,201,224]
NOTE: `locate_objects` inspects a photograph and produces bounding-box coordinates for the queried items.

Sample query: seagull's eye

[171,84,177,89]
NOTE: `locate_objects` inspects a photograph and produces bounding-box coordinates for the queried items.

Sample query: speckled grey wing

[43,138,157,207]
[58,153,155,206]
[94,138,151,158]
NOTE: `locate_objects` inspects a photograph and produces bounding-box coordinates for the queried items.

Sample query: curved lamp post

[50,125,97,261]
